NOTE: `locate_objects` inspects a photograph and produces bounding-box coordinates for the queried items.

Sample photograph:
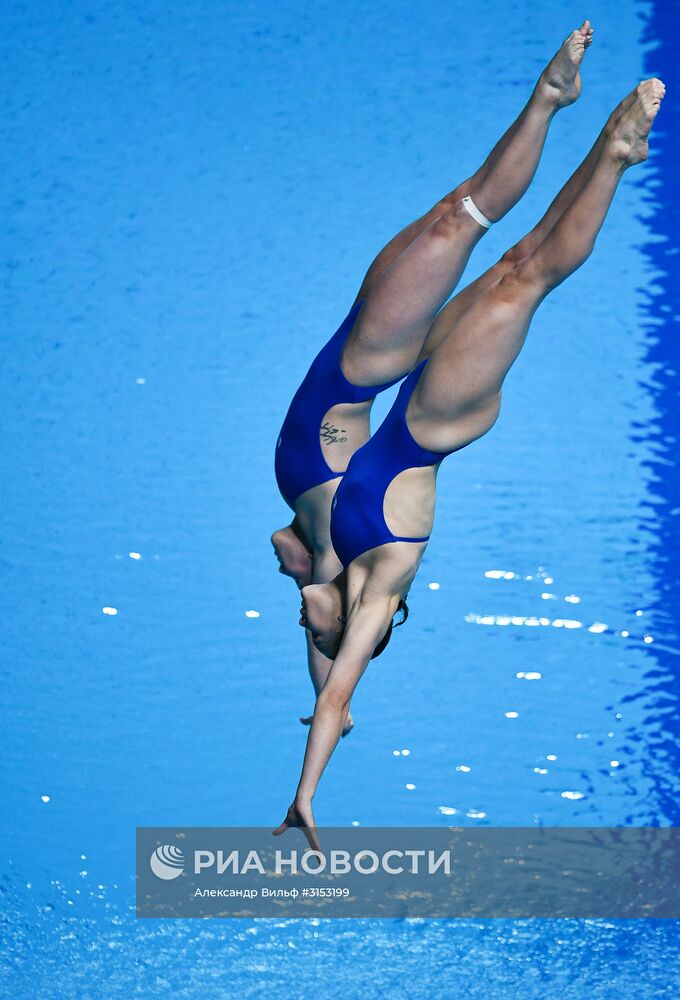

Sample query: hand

[272,800,321,852]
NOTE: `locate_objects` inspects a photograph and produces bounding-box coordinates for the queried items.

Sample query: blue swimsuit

[275,300,401,509]
[330,359,455,568]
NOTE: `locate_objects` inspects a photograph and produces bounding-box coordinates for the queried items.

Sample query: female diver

[274,78,666,846]
[272,22,594,736]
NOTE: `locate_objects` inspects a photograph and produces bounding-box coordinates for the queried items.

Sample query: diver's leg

[351,184,471,305]
[502,84,638,263]
[354,21,594,303]
[520,80,663,286]
[409,80,665,454]
[420,84,639,357]
[343,21,594,384]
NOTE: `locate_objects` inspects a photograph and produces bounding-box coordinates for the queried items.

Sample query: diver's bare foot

[300,713,354,738]
[604,86,637,132]
[608,78,665,167]
[271,524,313,589]
[272,799,320,851]
[538,19,593,109]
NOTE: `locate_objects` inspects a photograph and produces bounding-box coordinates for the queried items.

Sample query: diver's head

[271,521,313,589]
[300,582,409,661]
[299,580,345,660]
[370,598,409,659]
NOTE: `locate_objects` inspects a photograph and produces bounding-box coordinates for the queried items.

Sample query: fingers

[304,827,322,853]
[272,816,321,853]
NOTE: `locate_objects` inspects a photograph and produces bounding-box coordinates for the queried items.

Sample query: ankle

[603,135,635,171]
[533,76,565,114]
[534,77,555,108]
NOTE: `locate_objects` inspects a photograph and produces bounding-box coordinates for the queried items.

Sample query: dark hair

[370,598,409,660]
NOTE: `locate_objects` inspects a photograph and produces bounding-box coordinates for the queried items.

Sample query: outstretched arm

[301,632,355,737]
[273,597,394,849]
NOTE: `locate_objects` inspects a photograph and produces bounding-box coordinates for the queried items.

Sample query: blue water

[2,0,679,995]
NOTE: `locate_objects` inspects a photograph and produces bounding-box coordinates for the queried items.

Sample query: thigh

[353,182,470,305]
[409,270,544,452]
[343,201,486,386]
[419,257,515,358]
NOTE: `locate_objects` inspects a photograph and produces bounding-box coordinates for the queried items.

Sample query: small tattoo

[320,421,347,446]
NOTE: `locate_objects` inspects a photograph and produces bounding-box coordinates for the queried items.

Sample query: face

[271,526,313,590]
[271,534,291,575]
[299,582,345,659]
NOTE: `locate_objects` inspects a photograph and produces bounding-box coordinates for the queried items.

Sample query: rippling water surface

[2,0,679,995]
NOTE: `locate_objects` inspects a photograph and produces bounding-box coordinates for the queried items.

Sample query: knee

[428,207,459,243]
[428,200,482,243]
[439,181,470,211]
[498,254,549,298]
[499,244,523,265]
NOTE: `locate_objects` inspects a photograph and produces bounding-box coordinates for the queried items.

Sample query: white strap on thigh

[461,195,492,229]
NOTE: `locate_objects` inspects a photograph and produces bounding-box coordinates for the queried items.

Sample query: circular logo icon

[149,844,185,880]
